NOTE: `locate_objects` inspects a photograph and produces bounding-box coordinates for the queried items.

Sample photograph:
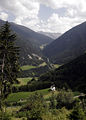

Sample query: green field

[21,65,36,71]
[54,64,61,68]
[14,77,32,86]
[38,62,47,67]
[7,88,50,102]
[21,62,47,71]
[7,85,79,103]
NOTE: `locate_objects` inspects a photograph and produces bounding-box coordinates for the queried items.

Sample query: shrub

[49,92,56,109]
[69,103,86,120]
[0,111,11,120]
[56,89,74,109]
[20,92,46,120]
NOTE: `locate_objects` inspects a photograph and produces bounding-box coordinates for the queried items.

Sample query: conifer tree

[0,21,20,111]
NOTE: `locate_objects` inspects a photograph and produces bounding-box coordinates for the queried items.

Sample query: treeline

[38,53,86,93]
[12,80,51,92]
[19,65,49,78]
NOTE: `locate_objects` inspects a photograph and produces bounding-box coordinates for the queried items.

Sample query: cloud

[38,13,85,33]
[37,0,86,11]
[36,0,86,33]
[0,0,86,33]
[0,0,40,27]
[0,12,8,21]
[37,0,86,19]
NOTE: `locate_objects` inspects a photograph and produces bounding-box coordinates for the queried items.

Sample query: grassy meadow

[21,65,36,71]
[7,88,50,102]
[14,77,32,86]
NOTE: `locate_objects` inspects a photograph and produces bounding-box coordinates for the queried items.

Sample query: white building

[50,85,56,91]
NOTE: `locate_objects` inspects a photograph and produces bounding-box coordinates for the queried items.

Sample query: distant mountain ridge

[43,22,86,64]
[38,31,61,39]
[10,22,54,46]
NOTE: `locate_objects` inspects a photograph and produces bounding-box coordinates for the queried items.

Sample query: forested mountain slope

[43,22,86,64]
[38,53,86,93]
[0,19,53,65]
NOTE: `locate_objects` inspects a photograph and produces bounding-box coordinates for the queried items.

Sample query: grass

[14,77,32,86]
[39,62,47,67]
[11,118,25,120]
[7,88,50,102]
[21,62,47,71]
[21,65,36,71]
[7,87,78,103]
[73,91,80,96]
[54,64,61,68]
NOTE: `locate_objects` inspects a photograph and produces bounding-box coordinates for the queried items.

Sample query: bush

[56,89,74,109]
[69,103,86,120]
[49,92,56,109]
[20,92,46,120]
[0,111,11,120]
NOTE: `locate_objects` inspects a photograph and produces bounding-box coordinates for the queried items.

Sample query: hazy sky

[0,0,86,33]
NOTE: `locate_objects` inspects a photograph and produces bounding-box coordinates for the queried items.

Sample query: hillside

[38,53,86,93]
[43,22,86,64]
[0,19,53,66]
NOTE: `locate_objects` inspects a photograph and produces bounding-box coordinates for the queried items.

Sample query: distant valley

[38,31,61,39]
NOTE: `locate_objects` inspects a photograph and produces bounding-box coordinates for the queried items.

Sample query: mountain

[0,19,53,66]
[38,31,61,39]
[10,23,54,46]
[38,53,86,93]
[43,22,86,64]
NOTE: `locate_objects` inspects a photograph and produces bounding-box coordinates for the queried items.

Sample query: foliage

[56,89,74,109]
[42,107,69,120]
[69,102,86,120]
[38,53,86,93]
[12,81,51,92]
[0,111,11,120]
[49,92,56,109]
[0,22,20,115]
[19,65,49,78]
[20,93,46,120]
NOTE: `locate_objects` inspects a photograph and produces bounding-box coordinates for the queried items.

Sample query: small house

[50,85,56,91]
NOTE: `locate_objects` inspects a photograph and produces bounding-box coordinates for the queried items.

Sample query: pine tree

[0,21,20,111]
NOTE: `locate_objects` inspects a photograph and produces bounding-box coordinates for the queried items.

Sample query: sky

[0,0,86,33]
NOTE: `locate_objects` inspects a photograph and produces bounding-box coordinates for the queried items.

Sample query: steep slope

[43,22,86,64]
[0,19,53,65]
[38,53,86,93]
[38,31,61,39]
[10,23,54,46]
